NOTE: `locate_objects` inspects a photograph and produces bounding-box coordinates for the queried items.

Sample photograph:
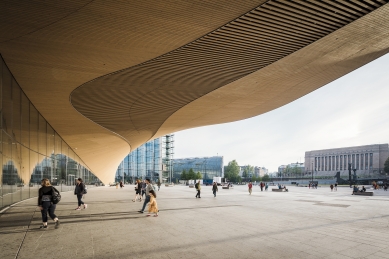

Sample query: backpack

[82,184,88,194]
[51,187,61,204]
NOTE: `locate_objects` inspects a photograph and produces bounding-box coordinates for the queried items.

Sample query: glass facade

[172,156,224,182]
[0,56,100,210]
[115,137,164,183]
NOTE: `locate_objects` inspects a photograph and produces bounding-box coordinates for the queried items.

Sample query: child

[147,190,159,217]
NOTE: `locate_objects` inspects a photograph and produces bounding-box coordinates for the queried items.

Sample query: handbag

[51,186,61,204]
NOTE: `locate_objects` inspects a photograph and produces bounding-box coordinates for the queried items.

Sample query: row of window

[314,153,373,171]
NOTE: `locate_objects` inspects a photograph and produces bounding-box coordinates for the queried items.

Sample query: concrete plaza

[1,184,389,259]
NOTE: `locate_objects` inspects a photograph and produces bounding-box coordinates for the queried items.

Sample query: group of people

[38,177,87,229]
[309,183,318,189]
[329,182,338,191]
[247,182,269,194]
[353,185,366,193]
[136,178,159,217]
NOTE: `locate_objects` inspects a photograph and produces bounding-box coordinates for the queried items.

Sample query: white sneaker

[84,204,88,209]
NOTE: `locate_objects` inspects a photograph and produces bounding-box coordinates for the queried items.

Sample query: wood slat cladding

[71,0,389,146]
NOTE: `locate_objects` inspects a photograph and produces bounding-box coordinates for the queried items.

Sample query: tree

[188,168,196,180]
[224,160,241,183]
[196,172,202,179]
[384,156,389,174]
[180,169,187,180]
[243,165,254,181]
[262,174,270,182]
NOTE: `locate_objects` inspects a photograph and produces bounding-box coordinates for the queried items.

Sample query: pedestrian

[138,178,153,213]
[141,180,146,198]
[120,181,124,188]
[195,180,201,198]
[260,182,264,191]
[38,178,60,229]
[147,189,159,217]
[212,182,218,197]
[133,179,142,202]
[74,178,87,210]
[309,183,311,189]
[334,182,338,191]
[265,183,268,191]
[157,180,161,191]
[248,182,253,195]
[330,184,334,191]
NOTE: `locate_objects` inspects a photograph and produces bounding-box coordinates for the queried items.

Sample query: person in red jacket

[248,182,253,195]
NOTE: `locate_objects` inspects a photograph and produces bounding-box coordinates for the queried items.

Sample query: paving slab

[1,185,389,259]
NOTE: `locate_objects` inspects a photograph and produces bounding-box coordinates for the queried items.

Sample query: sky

[174,53,389,173]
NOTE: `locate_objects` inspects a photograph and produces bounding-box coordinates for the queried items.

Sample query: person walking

[334,182,338,191]
[133,179,142,202]
[265,183,268,191]
[147,190,159,217]
[157,180,161,191]
[119,181,124,188]
[74,178,87,210]
[260,182,264,191]
[330,184,334,192]
[38,178,60,229]
[248,182,253,195]
[195,180,201,198]
[138,178,153,213]
[212,182,218,197]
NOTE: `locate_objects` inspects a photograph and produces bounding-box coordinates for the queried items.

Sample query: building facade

[305,144,389,179]
[172,156,224,183]
[115,134,174,183]
[0,56,100,210]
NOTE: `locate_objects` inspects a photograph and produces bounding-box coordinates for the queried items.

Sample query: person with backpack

[195,180,201,198]
[138,178,153,213]
[74,178,87,210]
[212,182,218,197]
[38,178,60,229]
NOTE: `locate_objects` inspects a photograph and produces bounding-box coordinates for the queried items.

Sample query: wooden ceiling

[1,0,389,183]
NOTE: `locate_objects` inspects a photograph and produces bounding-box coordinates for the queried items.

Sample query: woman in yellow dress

[147,190,158,217]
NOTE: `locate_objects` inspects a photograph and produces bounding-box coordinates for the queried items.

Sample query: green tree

[243,165,254,181]
[224,160,240,182]
[196,172,202,179]
[384,156,389,174]
[188,168,196,180]
[262,174,270,182]
[180,169,187,180]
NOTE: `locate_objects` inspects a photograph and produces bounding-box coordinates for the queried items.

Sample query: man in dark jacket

[74,178,87,210]
[212,182,218,197]
[138,179,153,213]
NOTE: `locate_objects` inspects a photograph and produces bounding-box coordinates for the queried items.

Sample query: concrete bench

[189,185,195,188]
[222,186,230,189]
[352,191,373,196]
[272,188,288,192]
[165,184,174,187]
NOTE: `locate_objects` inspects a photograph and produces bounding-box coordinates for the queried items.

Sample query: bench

[272,188,288,192]
[222,186,230,189]
[352,191,373,196]
[189,185,195,188]
[165,184,174,187]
